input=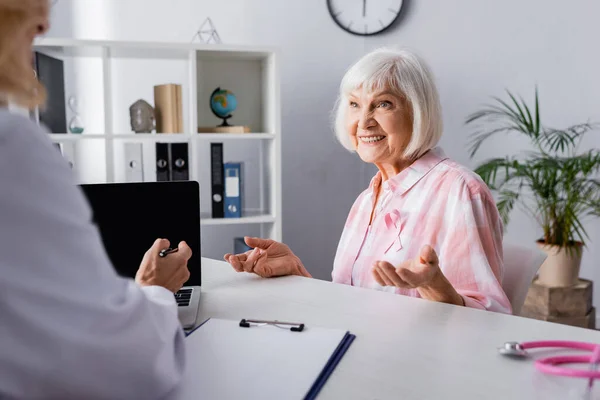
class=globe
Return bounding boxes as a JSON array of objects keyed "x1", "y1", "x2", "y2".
[{"x1": 210, "y1": 88, "x2": 237, "y2": 126}]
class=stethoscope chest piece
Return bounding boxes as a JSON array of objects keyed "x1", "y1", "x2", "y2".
[{"x1": 498, "y1": 341, "x2": 529, "y2": 358}]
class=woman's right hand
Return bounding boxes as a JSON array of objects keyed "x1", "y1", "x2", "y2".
[{"x1": 224, "y1": 237, "x2": 311, "y2": 278}]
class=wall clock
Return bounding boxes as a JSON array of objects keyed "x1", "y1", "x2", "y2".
[{"x1": 327, "y1": 0, "x2": 404, "y2": 36}]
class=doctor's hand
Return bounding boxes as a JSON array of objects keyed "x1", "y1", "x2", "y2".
[
  {"x1": 372, "y1": 245, "x2": 465, "y2": 306},
  {"x1": 135, "y1": 238, "x2": 193, "y2": 293},
  {"x1": 224, "y1": 236, "x2": 312, "y2": 278}
]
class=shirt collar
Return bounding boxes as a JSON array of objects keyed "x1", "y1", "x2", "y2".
[{"x1": 368, "y1": 147, "x2": 449, "y2": 195}]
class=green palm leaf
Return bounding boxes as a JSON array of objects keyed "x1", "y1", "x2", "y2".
[{"x1": 467, "y1": 86, "x2": 600, "y2": 249}]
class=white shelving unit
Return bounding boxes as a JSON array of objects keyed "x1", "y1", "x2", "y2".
[{"x1": 33, "y1": 38, "x2": 282, "y2": 256}]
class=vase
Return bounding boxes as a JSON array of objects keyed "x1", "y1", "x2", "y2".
[{"x1": 536, "y1": 241, "x2": 582, "y2": 287}]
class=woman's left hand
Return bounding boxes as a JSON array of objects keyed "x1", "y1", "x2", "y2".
[{"x1": 373, "y1": 245, "x2": 441, "y2": 289}]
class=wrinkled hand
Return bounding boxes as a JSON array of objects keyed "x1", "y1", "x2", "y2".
[
  {"x1": 224, "y1": 237, "x2": 311, "y2": 278},
  {"x1": 373, "y1": 245, "x2": 441, "y2": 289},
  {"x1": 135, "y1": 238, "x2": 193, "y2": 293}
]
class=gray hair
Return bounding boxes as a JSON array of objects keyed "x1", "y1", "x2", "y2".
[{"x1": 333, "y1": 47, "x2": 443, "y2": 160}]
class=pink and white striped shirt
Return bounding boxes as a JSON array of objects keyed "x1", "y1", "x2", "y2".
[{"x1": 332, "y1": 147, "x2": 512, "y2": 314}]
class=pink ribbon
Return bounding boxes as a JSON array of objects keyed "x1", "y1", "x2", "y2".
[{"x1": 384, "y1": 210, "x2": 403, "y2": 253}]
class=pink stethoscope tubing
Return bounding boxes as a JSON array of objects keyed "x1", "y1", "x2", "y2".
[{"x1": 521, "y1": 341, "x2": 600, "y2": 379}]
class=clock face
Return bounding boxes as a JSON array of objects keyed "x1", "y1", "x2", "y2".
[{"x1": 327, "y1": 0, "x2": 404, "y2": 36}]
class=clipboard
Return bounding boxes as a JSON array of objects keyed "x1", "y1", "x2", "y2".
[{"x1": 176, "y1": 318, "x2": 355, "y2": 400}]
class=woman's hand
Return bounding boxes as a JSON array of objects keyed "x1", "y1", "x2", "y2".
[
  {"x1": 372, "y1": 245, "x2": 464, "y2": 306},
  {"x1": 373, "y1": 245, "x2": 440, "y2": 289},
  {"x1": 224, "y1": 237, "x2": 312, "y2": 278}
]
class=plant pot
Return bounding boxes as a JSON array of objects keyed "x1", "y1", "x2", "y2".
[{"x1": 536, "y1": 241, "x2": 583, "y2": 287}]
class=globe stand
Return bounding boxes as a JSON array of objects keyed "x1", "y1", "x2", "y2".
[{"x1": 218, "y1": 115, "x2": 232, "y2": 127}]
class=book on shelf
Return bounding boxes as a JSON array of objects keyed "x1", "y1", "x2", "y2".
[{"x1": 154, "y1": 84, "x2": 183, "y2": 133}]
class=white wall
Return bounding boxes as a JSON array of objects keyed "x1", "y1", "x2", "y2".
[{"x1": 48, "y1": 0, "x2": 600, "y2": 307}]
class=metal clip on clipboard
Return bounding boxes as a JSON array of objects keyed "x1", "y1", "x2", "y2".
[{"x1": 239, "y1": 318, "x2": 305, "y2": 332}]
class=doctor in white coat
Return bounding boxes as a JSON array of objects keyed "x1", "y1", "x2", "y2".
[{"x1": 0, "y1": 1, "x2": 192, "y2": 398}]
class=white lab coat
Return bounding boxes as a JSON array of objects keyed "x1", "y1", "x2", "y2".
[{"x1": 0, "y1": 109, "x2": 185, "y2": 399}]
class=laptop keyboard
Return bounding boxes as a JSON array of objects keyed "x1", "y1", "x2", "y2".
[{"x1": 175, "y1": 288, "x2": 192, "y2": 307}]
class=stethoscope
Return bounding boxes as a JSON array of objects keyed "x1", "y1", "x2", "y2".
[{"x1": 499, "y1": 341, "x2": 600, "y2": 381}]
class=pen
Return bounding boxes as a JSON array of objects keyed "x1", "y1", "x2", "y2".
[{"x1": 159, "y1": 247, "x2": 179, "y2": 257}]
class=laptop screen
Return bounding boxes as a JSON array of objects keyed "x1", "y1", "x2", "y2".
[{"x1": 79, "y1": 181, "x2": 201, "y2": 287}]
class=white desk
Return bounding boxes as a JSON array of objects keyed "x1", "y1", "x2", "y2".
[{"x1": 194, "y1": 258, "x2": 600, "y2": 399}]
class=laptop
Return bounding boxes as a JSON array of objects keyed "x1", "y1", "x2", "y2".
[{"x1": 79, "y1": 181, "x2": 201, "y2": 329}]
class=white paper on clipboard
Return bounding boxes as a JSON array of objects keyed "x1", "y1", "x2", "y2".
[{"x1": 173, "y1": 318, "x2": 353, "y2": 400}]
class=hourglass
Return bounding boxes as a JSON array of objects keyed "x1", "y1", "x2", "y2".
[{"x1": 68, "y1": 96, "x2": 84, "y2": 134}]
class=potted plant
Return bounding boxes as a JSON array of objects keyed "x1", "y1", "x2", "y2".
[{"x1": 466, "y1": 87, "x2": 600, "y2": 287}]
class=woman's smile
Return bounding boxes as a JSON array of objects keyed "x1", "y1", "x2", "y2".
[{"x1": 359, "y1": 135, "x2": 386, "y2": 145}]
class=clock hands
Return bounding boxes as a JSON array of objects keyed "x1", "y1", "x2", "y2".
[{"x1": 328, "y1": 0, "x2": 403, "y2": 35}]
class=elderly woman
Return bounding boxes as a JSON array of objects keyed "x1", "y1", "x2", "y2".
[{"x1": 225, "y1": 48, "x2": 512, "y2": 314}]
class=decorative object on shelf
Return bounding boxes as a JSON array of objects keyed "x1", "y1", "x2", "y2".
[
  {"x1": 67, "y1": 96, "x2": 84, "y2": 134},
  {"x1": 327, "y1": 0, "x2": 404, "y2": 36},
  {"x1": 466, "y1": 87, "x2": 600, "y2": 288},
  {"x1": 154, "y1": 84, "x2": 183, "y2": 133},
  {"x1": 521, "y1": 279, "x2": 595, "y2": 329},
  {"x1": 129, "y1": 99, "x2": 155, "y2": 133},
  {"x1": 198, "y1": 87, "x2": 250, "y2": 134},
  {"x1": 210, "y1": 87, "x2": 236, "y2": 126},
  {"x1": 191, "y1": 17, "x2": 222, "y2": 44}
]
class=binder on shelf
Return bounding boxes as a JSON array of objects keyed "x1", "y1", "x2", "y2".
[
  {"x1": 155, "y1": 142, "x2": 189, "y2": 182},
  {"x1": 33, "y1": 52, "x2": 67, "y2": 133},
  {"x1": 155, "y1": 142, "x2": 170, "y2": 181},
  {"x1": 179, "y1": 318, "x2": 355, "y2": 400},
  {"x1": 170, "y1": 143, "x2": 189, "y2": 181},
  {"x1": 210, "y1": 143, "x2": 224, "y2": 218},
  {"x1": 223, "y1": 162, "x2": 243, "y2": 218},
  {"x1": 124, "y1": 143, "x2": 144, "y2": 182},
  {"x1": 56, "y1": 142, "x2": 76, "y2": 170},
  {"x1": 154, "y1": 83, "x2": 183, "y2": 133}
]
